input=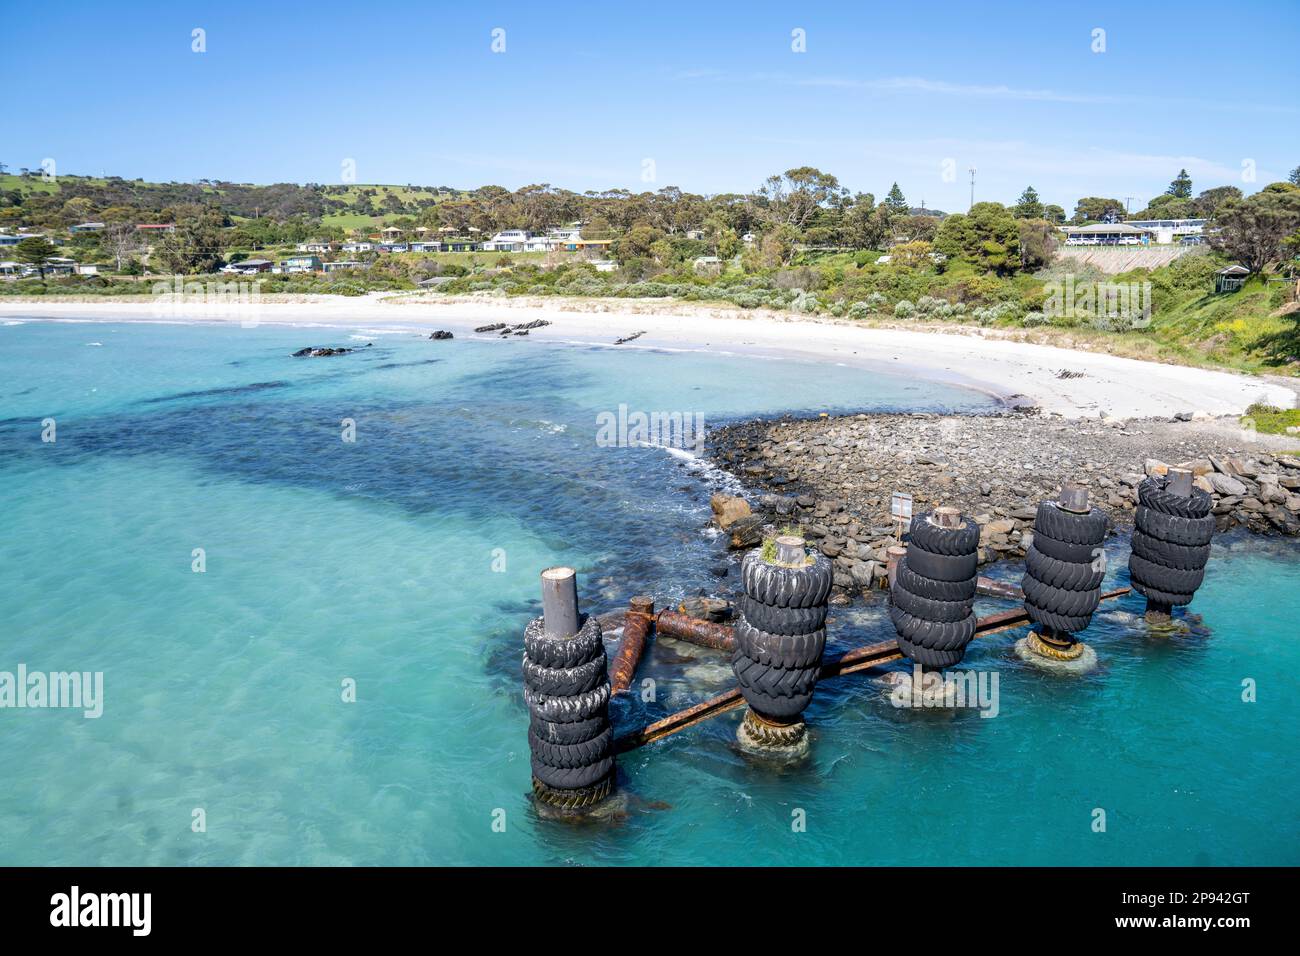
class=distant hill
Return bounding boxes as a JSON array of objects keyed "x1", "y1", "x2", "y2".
[{"x1": 0, "y1": 172, "x2": 461, "y2": 229}]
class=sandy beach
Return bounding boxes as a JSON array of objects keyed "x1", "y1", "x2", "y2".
[{"x1": 3, "y1": 292, "x2": 1294, "y2": 419}]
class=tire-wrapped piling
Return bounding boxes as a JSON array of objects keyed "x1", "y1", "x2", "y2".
[
  {"x1": 1020, "y1": 485, "x2": 1108, "y2": 657},
  {"x1": 1129, "y1": 469, "x2": 1214, "y2": 620},
  {"x1": 889, "y1": 507, "x2": 979, "y2": 667},
  {"x1": 732, "y1": 536, "x2": 830, "y2": 749},
  {"x1": 524, "y1": 568, "x2": 615, "y2": 811}
]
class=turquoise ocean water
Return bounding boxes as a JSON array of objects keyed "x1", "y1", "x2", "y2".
[{"x1": 0, "y1": 318, "x2": 1296, "y2": 866}]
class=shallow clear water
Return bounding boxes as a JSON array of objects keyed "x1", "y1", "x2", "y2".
[{"x1": 0, "y1": 319, "x2": 1296, "y2": 866}]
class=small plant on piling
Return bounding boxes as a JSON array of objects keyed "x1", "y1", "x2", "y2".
[{"x1": 760, "y1": 526, "x2": 812, "y2": 565}]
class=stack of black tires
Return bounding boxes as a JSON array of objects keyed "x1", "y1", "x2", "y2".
[
  {"x1": 522, "y1": 615, "x2": 615, "y2": 808},
  {"x1": 1022, "y1": 500, "x2": 1108, "y2": 634},
  {"x1": 890, "y1": 511, "x2": 980, "y2": 667},
  {"x1": 1129, "y1": 476, "x2": 1213, "y2": 608},
  {"x1": 733, "y1": 548, "x2": 833, "y2": 721}
]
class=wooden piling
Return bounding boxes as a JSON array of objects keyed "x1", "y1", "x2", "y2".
[
  {"x1": 1167, "y1": 468, "x2": 1193, "y2": 498},
  {"x1": 540, "y1": 566, "x2": 580, "y2": 639},
  {"x1": 610, "y1": 596, "x2": 654, "y2": 694},
  {"x1": 931, "y1": 506, "x2": 961, "y2": 528},
  {"x1": 1058, "y1": 483, "x2": 1089, "y2": 514},
  {"x1": 886, "y1": 546, "x2": 907, "y2": 589},
  {"x1": 775, "y1": 535, "x2": 806, "y2": 565}
]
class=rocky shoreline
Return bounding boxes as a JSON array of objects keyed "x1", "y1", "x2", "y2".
[{"x1": 704, "y1": 411, "x2": 1300, "y2": 597}]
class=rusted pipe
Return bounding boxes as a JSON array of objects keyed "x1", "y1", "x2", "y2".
[
  {"x1": 976, "y1": 575, "x2": 1024, "y2": 601},
  {"x1": 609, "y1": 596, "x2": 654, "y2": 694},
  {"x1": 653, "y1": 609, "x2": 736, "y2": 651},
  {"x1": 614, "y1": 588, "x2": 1130, "y2": 752}
]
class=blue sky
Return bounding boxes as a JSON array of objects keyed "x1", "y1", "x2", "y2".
[{"x1": 4, "y1": 0, "x2": 1297, "y2": 211}]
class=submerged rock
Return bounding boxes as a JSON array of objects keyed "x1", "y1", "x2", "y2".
[{"x1": 292, "y1": 346, "x2": 354, "y2": 357}]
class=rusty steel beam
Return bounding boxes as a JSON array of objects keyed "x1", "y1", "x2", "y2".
[
  {"x1": 652, "y1": 609, "x2": 736, "y2": 651},
  {"x1": 613, "y1": 587, "x2": 1130, "y2": 752},
  {"x1": 976, "y1": 575, "x2": 1024, "y2": 601},
  {"x1": 609, "y1": 596, "x2": 654, "y2": 695}
]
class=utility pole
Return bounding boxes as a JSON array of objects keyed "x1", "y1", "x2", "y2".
[
  {"x1": 1124, "y1": 196, "x2": 1135, "y2": 217},
  {"x1": 968, "y1": 168, "x2": 976, "y2": 211}
]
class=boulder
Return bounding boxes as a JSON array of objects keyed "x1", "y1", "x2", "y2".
[
  {"x1": 727, "y1": 514, "x2": 765, "y2": 549},
  {"x1": 709, "y1": 493, "x2": 751, "y2": 530},
  {"x1": 678, "y1": 596, "x2": 731, "y2": 622},
  {"x1": 1144, "y1": 459, "x2": 1169, "y2": 477},
  {"x1": 1207, "y1": 472, "x2": 1248, "y2": 497}
]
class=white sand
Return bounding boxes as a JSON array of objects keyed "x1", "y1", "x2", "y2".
[{"x1": 3, "y1": 292, "x2": 1293, "y2": 419}]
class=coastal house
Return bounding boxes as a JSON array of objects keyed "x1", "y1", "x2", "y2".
[
  {"x1": 0, "y1": 261, "x2": 20, "y2": 275},
  {"x1": 439, "y1": 238, "x2": 480, "y2": 252},
  {"x1": 562, "y1": 238, "x2": 614, "y2": 253},
  {"x1": 377, "y1": 243, "x2": 409, "y2": 253},
  {"x1": 590, "y1": 259, "x2": 618, "y2": 272},
  {"x1": 75, "y1": 264, "x2": 101, "y2": 275},
  {"x1": 296, "y1": 241, "x2": 334, "y2": 253},
  {"x1": 1060, "y1": 223, "x2": 1155, "y2": 246},
  {"x1": 322, "y1": 260, "x2": 367, "y2": 273},
  {"x1": 1215, "y1": 265, "x2": 1250, "y2": 294},
  {"x1": 135, "y1": 223, "x2": 176, "y2": 234},
  {"x1": 409, "y1": 241, "x2": 438, "y2": 253},
  {"x1": 69, "y1": 222, "x2": 106, "y2": 234},
  {"x1": 1124, "y1": 218, "x2": 1207, "y2": 244},
  {"x1": 44, "y1": 257, "x2": 77, "y2": 275},
  {"x1": 483, "y1": 229, "x2": 532, "y2": 252},
  {"x1": 0, "y1": 234, "x2": 25, "y2": 246},
  {"x1": 341, "y1": 241, "x2": 374, "y2": 253},
  {"x1": 280, "y1": 255, "x2": 323, "y2": 273}
]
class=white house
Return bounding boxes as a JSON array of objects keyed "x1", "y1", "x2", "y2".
[
  {"x1": 482, "y1": 229, "x2": 532, "y2": 252},
  {"x1": 1123, "y1": 218, "x2": 1207, "y2": 244},
  {"x1": 341, "y1": 241, "x2": 374, "y2": 253},
  {"x1": 296, "y1": 241, "x2": 334, "y2": 253},
  {"x1": 1061, "y1": 223, "x2": 1155, "y2": 246}
]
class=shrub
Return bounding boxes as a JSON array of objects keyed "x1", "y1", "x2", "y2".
[{"x1": 893, "y1": 299, "x2": 916, "y2": 318}]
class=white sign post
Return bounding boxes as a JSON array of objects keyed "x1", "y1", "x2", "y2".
[{"x1": 890, "y1": 492, "x2": 913, "y2": 542}]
